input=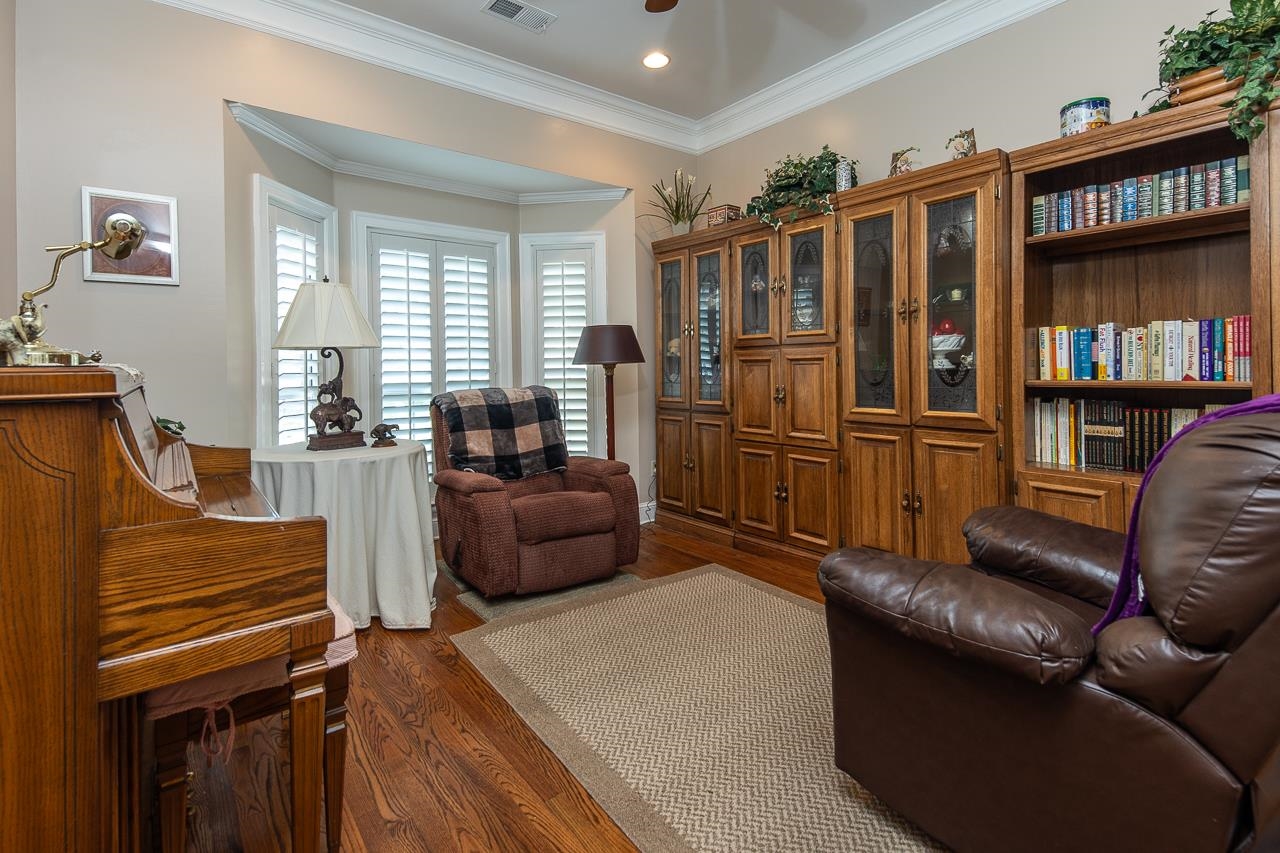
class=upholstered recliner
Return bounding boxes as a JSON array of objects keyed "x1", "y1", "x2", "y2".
[
  {"x1": 430, "y1": 387, "x2": 638, "y2": 597},
  {"x1": 819, "y1": 412, "x2": 1280, "y2": 852}
]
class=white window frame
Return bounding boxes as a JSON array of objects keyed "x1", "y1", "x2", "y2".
[
  {"x1": 351, "y1": 211, "x2": 513, "y2": 430},
  {"x1": 519, "y1": 232, "x2": 607, "y2": 457},
  {"x1": 252, "y1": 174, "x2": 338, "y2": 448}
]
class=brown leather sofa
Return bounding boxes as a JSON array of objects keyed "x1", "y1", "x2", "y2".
[{"x1": 819, "y1": 413, "x2": 1280, "y2": 852}]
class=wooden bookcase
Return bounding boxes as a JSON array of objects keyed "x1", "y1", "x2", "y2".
[{"x1": 1009, "y1": 101, "x2": 1272, "y2": 531}]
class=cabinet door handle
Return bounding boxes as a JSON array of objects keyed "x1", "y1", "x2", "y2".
[
  {"x1": 769, "y1": 276, "x2": 780, "y2": 295},
  {"x1": 684, "y1": 453, "x2": 695, "y2": 470},
  {"x1": 776, "y1": 274, "x2": 787, "y2": 297},
  {"x1": 914, "y1": 493, "x2": 923, "y2": 516},
  {"x1": 897, "y1": 299, "x2": 908, "y2": 323},
  {"x1": 901, "y1": 490, "x2": 911, "y2": 512},
  {"x1": 909, "y1": 297, "x2": 920, "y2": 320},
  {"x1": 780, "y1": 483, "x2": 789, "y2": 503},
  {"x1": 773, "y1": 384, "x2": 786, "y2": 404},
  {"x1": 774, "y1": 481, "x2": 784, "y2": 501}
]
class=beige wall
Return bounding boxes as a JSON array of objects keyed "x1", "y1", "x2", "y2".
[
  {"x1": 14, "y1": 0, "x2": 692, "y2": 487},
  {"x1": 1, "y1": 0, "x2": 15, "y2": 295},
  {"x1": 222, "y1": 114, "x2": 335, "y2": 435},
  {"x1": 697, "y1": 0, "x2": 1213, "y2": 205}
]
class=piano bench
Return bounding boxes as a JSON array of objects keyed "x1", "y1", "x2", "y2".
[{"x1": 148, "y1": 595, "x2": 356, "y2": 853}]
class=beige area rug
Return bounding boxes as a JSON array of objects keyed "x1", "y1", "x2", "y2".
[
  {"x1": 437, "y1": 558, "x2": 642, "y2": 621},
  {"x1": 452, "y1": 564, "x2": 944, "y2": 852}
]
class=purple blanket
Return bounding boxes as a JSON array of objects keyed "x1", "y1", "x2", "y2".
[{"x1": 1093, "y1": 393, "x2": 1280, "y2": 634}]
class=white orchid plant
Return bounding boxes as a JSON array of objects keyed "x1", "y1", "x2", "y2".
[{"x1": 647, "y1": 168, "x2": 712, "y2": 226}]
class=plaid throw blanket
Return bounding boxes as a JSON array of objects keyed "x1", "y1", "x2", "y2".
[{"x1": 432, "y1": 386, "x2": 568, "y2": 480}]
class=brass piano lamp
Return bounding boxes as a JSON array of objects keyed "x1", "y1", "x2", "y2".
[{"x1": 1, "y1": 212, "x2": 146, "y2": 366}]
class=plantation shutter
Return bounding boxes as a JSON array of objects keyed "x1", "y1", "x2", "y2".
[
  {"x1": 269, "y1": 206, "x2": 323, "y2": 445},
  {"x1": 370, "y1": 232, "x2": 496, "y2": 475},
  {"x1": 534, "y1": 247, "x2": 592, "y2": 455}
]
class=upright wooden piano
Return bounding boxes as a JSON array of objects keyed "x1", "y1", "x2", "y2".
[{"x1": 0, "y1": 365, "x2": 333, "y2": 851}]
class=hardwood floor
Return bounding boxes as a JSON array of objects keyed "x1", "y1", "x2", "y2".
[{"x1": 183, "y1": 525, "x2": 823, "y2": 851}]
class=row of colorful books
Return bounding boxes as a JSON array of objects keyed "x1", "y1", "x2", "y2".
[
  {"x1": 1032, "y1": 398, "x2": 1230, "y2": 473},
  {"x1": 1034, "y1": 316, "x2": 1252, "y2": 383},
  {"x1": 1029, "y1": 155, "x2": 1250, "y2": 235}
]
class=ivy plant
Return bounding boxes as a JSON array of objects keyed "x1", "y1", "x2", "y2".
[
  {"x1": 1152, "y1": 0, "x2": 1280, "y2": 140},
  {"x1": 744, "y1": 146, "x2": 855, "y2": 230}
]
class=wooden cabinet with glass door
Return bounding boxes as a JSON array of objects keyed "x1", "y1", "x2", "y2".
[
  {"x1": 654, "y1": 233, "x2": 734, "y2": 537},
  {"x1": 837, "y1": 151, "x2": 1010, "y2": 560},
  {"x1": 780, "y1": 217, "x2": 837, "y2": 344},
  {"x1": 1008, "y1": 101, "x2": 1271, "y2": 532}
]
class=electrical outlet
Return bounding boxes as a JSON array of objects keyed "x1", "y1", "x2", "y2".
[{"x1": 651, "y1": 459, "x2": 657, "y2": 474}]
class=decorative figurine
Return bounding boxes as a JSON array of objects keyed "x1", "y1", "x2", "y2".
[
  {"x1": 888, "y1": 147, "x2": 920, "y2": 177},
  {"x1": 370, "y1": 422, "x2": 400, "y2": 448},
  {"x1": 947, "y1": 129, "x2": 977, "y2": 159}
]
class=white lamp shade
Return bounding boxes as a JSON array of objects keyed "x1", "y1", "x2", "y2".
[{"x1": 273, "y1": 279, "x2": 380, "y2": 350}]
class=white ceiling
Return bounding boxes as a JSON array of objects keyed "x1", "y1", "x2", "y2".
[
  {"x1": 342, "y1": 0, "x2": 943, "y2": 119},
  {"x1": 232, "y1": 103, "x2": 626, "y2": 202}
]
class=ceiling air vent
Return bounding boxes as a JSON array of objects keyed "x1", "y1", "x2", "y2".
[{"x1": 484, "y1": 0, "x2": 557, "y2": 33}]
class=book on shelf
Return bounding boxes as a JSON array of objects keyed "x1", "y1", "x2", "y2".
[
  {"x1": 1122, "y1": 177, "x2": 1138, "y2": 221},
  {"x1": 1031, "y1": 397, "x2": 1215, "y2": 473},
  {"x1": 1024, "y1": 192, "x2": 1044, "y2": 233},
  {"x1": 1189, "y1": 163, "x2": 1206, "y2": 210},
  {"x1": 1072, "y1": 186, "x2": 1085, "y2": 229},
  {"x1": 1098, "y1": 183, "x2": 1112, "y2": 225},
  {"x1": 1058, "y1": 192, "x2": 1073, "y2": 231},
  {"x1": 1158, "y1": 169, "x2": 1175, "y2": 215},
  {"x1": 1221, "y1": 157, "x2": 1238, "y2": 205},
  {"x1": 1032, "y1": 315, "x2": 1250, "y2": 383},
  {"x1": 1173, "y1": 166, "x2": 1190, "y2": 213},
  {"x1": 1238, "y1": 155, "x2": 1251, "y2": 203},
  {"x1": 1137, "y1": 175, "x2": 1154, "y2": 218},
  {"x1": 1046, "y1": 191, "x2": 1059, "y2": 233},
  {"x1": 1083, "y1": 185, "x2": 1098, "y2": 227},
  {"x1": 1206, "y1": 160, "x2": 1221, "y2": 207}
]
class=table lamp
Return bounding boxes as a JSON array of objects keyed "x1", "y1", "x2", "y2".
[
  {"x1": 273, "y1": 277, "x2": 380, "y2": 451},
  {"x1": 572, "y1": 324, "x2": 645, "y2": 460},
  {"x1": 2, "y1": 212, "x2": 145, "y2": 366}
]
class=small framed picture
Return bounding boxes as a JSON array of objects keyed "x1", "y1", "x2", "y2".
[{"x1": 82, "y1": 187, "x2": 179, "y2": 285}]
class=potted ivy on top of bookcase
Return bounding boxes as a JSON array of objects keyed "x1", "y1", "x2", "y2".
[{"x1": 1154, "y1": 0, "x2": 1280, "y2": 141}]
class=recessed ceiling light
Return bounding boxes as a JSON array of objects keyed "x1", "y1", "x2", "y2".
[{"x1": 643, "y1": 51, "x2": 670, "y2": 70}]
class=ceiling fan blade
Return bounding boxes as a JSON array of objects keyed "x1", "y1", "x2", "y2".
[{"x1": 645, "y1": 0, "x2": 678, "y2": 12}]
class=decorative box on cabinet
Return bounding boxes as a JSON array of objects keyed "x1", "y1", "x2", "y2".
[
  {"x1": 734, "y1": 440, "x2": 840, "y2": 553},
  {"x1": 843, "y1": 424, "x2": 999, "y2": 564},
  {"x1": 837, "y1": 151, "x2": 1010, "y2": 561},
  {"x1": 1008, "y1": 100, "x2": 1271, "y2": 527}
]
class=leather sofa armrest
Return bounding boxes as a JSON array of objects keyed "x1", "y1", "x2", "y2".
[
  {"x1": 819, "y1": 548, "x2": 1095, "y2": 685},
  {"x1": 565, "y1": 456, "x2": 630, "y2": 479},
  {"x1": 962, "y1": 505, "x2": 1125, "y2": 608},
  {"x1": 434, "y1": 468, "x2": 507, "y2": 495},
  {"x1": 1095, "y1": 616, "x2": 1228, "y2": 718}
]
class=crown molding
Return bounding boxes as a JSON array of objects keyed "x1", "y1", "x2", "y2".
[
  {"x1": 175, "y1": 0, "x2": 1062, "y2": 155},
  {"x1": 161, "y1": 0, "x2": 700, "y2": 152},
  {"x1": 518, "y1": 188, "x2": 629, "y2": 205},
  {"x1": 695, "y1": 0, "x2": 1065, "y2": 152},
  {"x1": 230, "y1": 103, "x2": 626, "y2": 206}
]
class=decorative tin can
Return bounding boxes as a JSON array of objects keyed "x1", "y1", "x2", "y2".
[
  {"x1": 836, "y1": 158, "x2": 854, "y2": 192},
  {"x1": 1060, "y1": 97, "x2": 1111, "y2": 137},
  {"x1": 706, "y1": 204, "x2": 741, "y2": 226}
]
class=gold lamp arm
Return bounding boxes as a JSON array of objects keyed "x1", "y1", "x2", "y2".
[{"x1": 22, "y1": 240, "x2": 102, "y2": 302}]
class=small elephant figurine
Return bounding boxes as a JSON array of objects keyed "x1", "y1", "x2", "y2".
[
  {"x1": 370, "y1": 422, "x2": 400, "y2": 448},
  {"x1": 310, "y1": 394, "x2": 363, "y2": 435}
]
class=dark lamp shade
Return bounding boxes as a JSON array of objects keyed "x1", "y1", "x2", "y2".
[{"x1": 573, "y1": 324, "x2": 645, "y2": 366}]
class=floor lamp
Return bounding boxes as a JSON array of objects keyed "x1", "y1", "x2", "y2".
[{"x1": 573, "y1": 325, "x2": 645, "y2": 460}]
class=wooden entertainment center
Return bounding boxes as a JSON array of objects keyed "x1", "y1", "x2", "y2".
[{"x1": 652, "y1": 98, "x2": 1274, "y2": 560}]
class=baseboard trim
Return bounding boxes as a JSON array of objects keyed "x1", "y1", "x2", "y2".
[
  {"x1": 638, "y1": 500, "x2": 656, "y2": 526},
  {"x1": 650, "y1": 511, "x2": 735, "y2": 546}
]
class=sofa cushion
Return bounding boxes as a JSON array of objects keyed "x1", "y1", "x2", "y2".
[{"x1": 511, "y1": 490, "x2": 616, "y2": 545}]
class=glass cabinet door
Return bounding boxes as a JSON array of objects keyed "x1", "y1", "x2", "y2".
[
  {"x1": 732, "y1": 232, "x2": 778, "y2": 345},
  {"x1": 656, "y1": 252, "x2": 688, "y2": 406},
  {"x1": 782, "y1": 219, "x2": 836, "y2": 343},
  {"x1": 911, "y1": 176, "x2": 997, "y2": 429},
  {"x1": 844, "y1": 202, "x2": 908, "y2": 423},
  {"x1": 692, "y1": 246, "x2": 727, "y2": 408}
]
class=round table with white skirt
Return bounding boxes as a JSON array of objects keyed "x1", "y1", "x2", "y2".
[{"x1": 251, "y1": 439, "x2": 436, "y2": 629}]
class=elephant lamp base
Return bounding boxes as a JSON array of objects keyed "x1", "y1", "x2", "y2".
[
  {"x1": 304, "y1": 346, "x2": 368, "y2": 451},
  {"x1": 307, "y1": 429, "x2": 366, "y2": 451}
]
